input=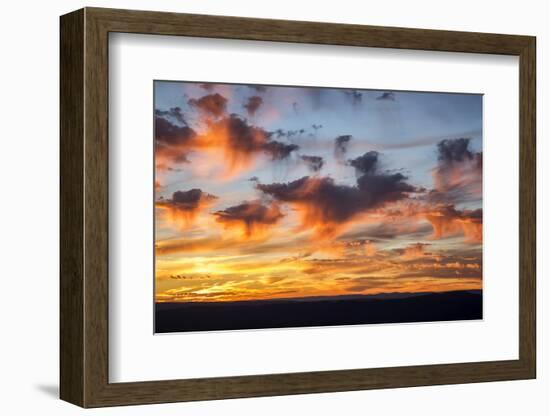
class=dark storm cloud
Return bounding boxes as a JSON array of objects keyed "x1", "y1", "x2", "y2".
[
  {"x1": 220, "y1": 114, "x2": 264, "y2": 152},
  {"x1": 271, "y1": 129, "x2": 286, "y2": 139},
  {"x1": 217, "y1": 115, "x2": 300, "y2": 160},
  {"x1": 437, "y1": 138, "x2": 476, "y2": 162},
  {"x1": 348, "y1": 151, "x2": 379, "y2": 175},
  {"x1": 213, "y1": 200, "x2": 284, "y2": 236},
  {"x1": 249, "y1": 85, "x2": 268, "y2": 93},
  {"x1": 430, "y1": 138, "x2": 482, "y2": 204},
  {"x1": 300, "y1": 155, "x2": 325, "y2": 173},
  {"x1": 356, "y1": 172, "x2": 414, "y2": 198},
  {"x1": 154, "y1": 112, "x2": 197, "y2": 169},
  {"x1": 343, "y1": 89, "x2": 363, "y2": 106},
  {"x1": 155, "y1": 116, "x2": 196, "y2": 148},
  {"x1": 376, "y1": 92, "x2": 396, "y2": 101},
  {"x1": 263, "y1": 141, "x2": 300, "y2": 160},
  {"x1": 159, "y1": 189, "x2": 218, "y2": 212},
  {"x1": 173, "y1": 154, "x2": 190, "y2": 164},
  {"x1": 156, "y1": 188, "x2": 219, "y2": 227},
  {"x1": 243, "y1": 96, "x2": 264, "y2": 116},
  {"x1": 199, "y1": 83, "x2": 215, "y2": 91},
  {"x1": 188, "y1": 93, "x2": 228, "y2": 117},
  {"x1": 256, "y1": 142, "x2": 421, "y2": 236},
  {"x1": 154, "y1": 107, "x2": 186, "y2": 124},
  {"x1": 334, "y1": 135, "x2": 353, "y2": 160},
  {"x1": 437, "y1": 204, "x2": 482, "y2": 222},
  {"x1": 270, "y1": 128, "x2": 306, "y2": 140},
  {"x1": 287, "y1": 129, "x2": 306, "y2": 138},
  {"x1": 257, "y1": 171, "x2": 416, "y2": 229},
  {"x1": 172, "y1": 189, "x2": 208, "y2": 204}
]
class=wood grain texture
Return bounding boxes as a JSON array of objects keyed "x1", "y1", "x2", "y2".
[
  {"x1": 88, "y1": 7, "x2": 532, "y2": 54},
  {"x1": 59, "y1": 7, "x2": 537, "y2": 408},
  {"x1": 59, "y1": 8, "x2": 84, "y2": 407},
  {"x1": 518, "y1": 38, "x2": 536, "y2": 375},
  {"x1": 83, "y1": 10, "x2": 110, "y2": 406}
]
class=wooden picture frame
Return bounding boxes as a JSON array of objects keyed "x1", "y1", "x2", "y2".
[{"x1": 60, "y1": 7, "x2": 536, "y2": 408}]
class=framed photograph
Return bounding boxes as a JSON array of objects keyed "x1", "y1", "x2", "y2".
[{"x1": 60, "y1": 7, "x2": 536, "y2": 408}]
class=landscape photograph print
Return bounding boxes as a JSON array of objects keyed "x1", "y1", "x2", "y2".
[{"x1": 154, "y1": 80, "x2": 483, "y2": 333}]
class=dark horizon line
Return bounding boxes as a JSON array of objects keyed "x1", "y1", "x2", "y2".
[{"x1": 156, "y1": 288, "x2": 482, "y2": 305}]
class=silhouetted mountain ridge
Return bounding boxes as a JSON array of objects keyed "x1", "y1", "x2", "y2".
[{"x1": 155, "y1": 289, "x2": 482, "y2": 333}]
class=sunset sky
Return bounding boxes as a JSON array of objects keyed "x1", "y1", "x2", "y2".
[{"x1": 154, "y1": 81, "x2": 482, "y2": 303}]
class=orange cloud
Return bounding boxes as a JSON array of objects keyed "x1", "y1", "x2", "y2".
[
  {"x1": 156, "y1": 188, "x2": 218, "y2": 229},
  {"x1": 155, "y1": 226, "x2": 482, "y2": 303},
  {"x1": 377, "y1": 201, "x2": 482, "y2": 244},
  {"x1": 401, "y1": 242, "x2": 431, "y2": 259},
  {"x1": 156, "y1": 237, "x2": 225, "y2": 256},
  {"x1": 213, "y1": 200, "x2": 284, "y2": 238},
  {"x1": 326, "y1": 239, "x2": 378, "y2": 258},
  {"x1": 423, "y1": 205, "x2": 482, "y2": 243},
  {"x1": 156, "y1": 108, "x2": 299, "y2": 179}
]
